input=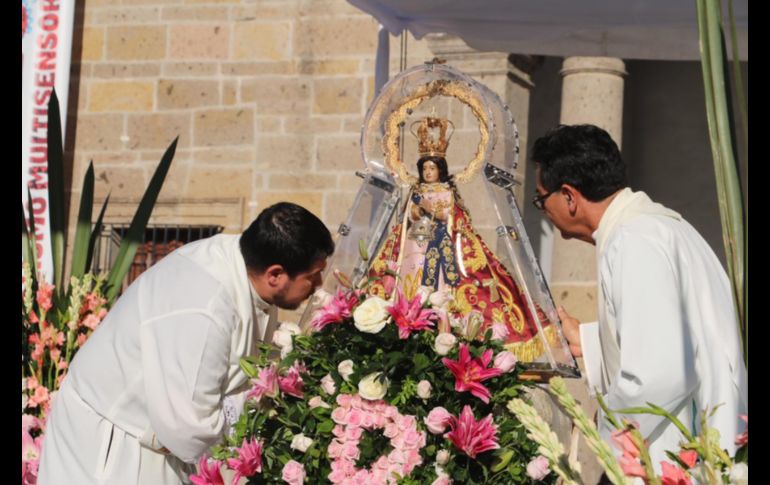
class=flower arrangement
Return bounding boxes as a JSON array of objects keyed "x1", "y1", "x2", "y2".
[
  {"x1": 194, "y1": 264, "x2": 550, "y2": 484},
  {"x1": 508, "y1": 377, "x2": 749, "y2": 485}
]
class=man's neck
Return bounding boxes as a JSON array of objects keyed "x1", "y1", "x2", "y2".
[
  {"x1": 584, "y1": 189, "x2": 625, "y2": 241},
  {"x1": 247, "y1": 271, "x2": 274, "y2": 308}
]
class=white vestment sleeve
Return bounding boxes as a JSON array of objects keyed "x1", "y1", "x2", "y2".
[
  {"x1": 578, "y1": 321, "x2": 603, "y2": 396},
  {"x1": 606, "y1": 233, "x2": 698, "y2": 439},
  {"x1": 140, "y1": 310, "x2": 230, "y2": 463}
]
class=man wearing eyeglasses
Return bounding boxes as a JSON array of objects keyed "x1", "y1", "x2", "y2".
[{"x1": 530, "y1": 124, "x2": 747, "y2": 474}]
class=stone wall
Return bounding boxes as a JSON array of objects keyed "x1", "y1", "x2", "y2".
[{"x1": 67, "y1": 0, "x2": 439, "y2": 240}]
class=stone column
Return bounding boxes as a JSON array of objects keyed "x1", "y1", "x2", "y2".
[
  {"x1": 551, "y1": 56, "x2": 626, "y2": 322},
  {"x1": 553, "y1": 56, "x2": 627, "y2": 484}
]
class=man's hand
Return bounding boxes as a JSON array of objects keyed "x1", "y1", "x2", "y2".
[{"x1": 557, "y1": 306, "x2": 583, "y2": 357}]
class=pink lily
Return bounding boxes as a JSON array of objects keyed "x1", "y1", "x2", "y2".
[
  {"x1": 190, "y1": 455, "x2": 225, "y2": 485},
  {"x1": 310, "y1": 290, "x2": 359, "y2": 331},
  {"x1": 445, "y1": 405, "x2": 499, "y2": 458},
  {"x1": 246, "y1": 365, "x2": 279, "y2": 401},
  {"x1": 279, "y1": 366, "x2": 305, "y2": 399},
  {"x1": 387, "y1": 287, "x2": 438, "y2": 339},
  {"x1": 442, "y1": 344, "x2": 502, "y2": 403},
  {"x1": 226, "y1": 437, "x2": 263, "y2": 484}
]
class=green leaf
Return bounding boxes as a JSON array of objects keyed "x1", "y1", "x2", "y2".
[
  {"x1": 105, "y1": 137, "x2": 178, "y2": 303},
  {"x1": 491, "y1": 449, "x2": 514, "y2": 472},
  {"x1": 70, "y1": 162, "x2": 95, "y2": 280},
  {"x1": 86, "y1": 193, "x2": 110, "y2": 274},
  {"x1": 24, "y1": 188, "x2": 40, "y2": 279},
  {"x1": 412, "y1": 353, "x2": 430, "y2": 374},
  {"x1": 46, "y1": 89, "x2": 65, "y2": 291},
  {"x1": 317, "y1": 420, "x2": 334, "y2": 433}
]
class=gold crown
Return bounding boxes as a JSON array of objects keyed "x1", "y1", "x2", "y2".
[{"x1": 410, "y1": 116, "x2": 454, "y2": 158}]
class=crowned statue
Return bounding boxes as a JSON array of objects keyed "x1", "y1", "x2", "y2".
[{"x1": 367, "y1": 115, "x2": 554, "y2": 362}]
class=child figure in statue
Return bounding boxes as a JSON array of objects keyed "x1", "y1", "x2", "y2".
[{"x1": 368, "y1": 117, "x2": 554, "y2": 362}]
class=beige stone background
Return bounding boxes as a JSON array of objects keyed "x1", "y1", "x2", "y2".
[{"x1": 66, "y1": 0, "x2": 430, "y2": 237}]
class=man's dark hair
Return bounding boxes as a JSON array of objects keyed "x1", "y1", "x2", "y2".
[
  {"x1": 531, "y1": 124, "x2": 627, "y2": 202},
  {"x1": 240, "y1": 202, "x2": 334, "y2": 277}
]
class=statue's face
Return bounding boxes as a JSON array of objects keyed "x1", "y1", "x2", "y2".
[{"x1": 422, "y1": 161, "x2": 440, "y2": 183}]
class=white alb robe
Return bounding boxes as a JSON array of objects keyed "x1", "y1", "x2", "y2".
[
  {"x1": 582, "y1": 188, "x2": 747, "y2": 473},
  {"x1": 38, "y1": 234, "x2": 277, "y2": 484}
]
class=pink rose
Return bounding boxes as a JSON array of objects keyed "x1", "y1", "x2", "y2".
[
  {"x1": 361, "y1": 412, "x2": 375, "y2": 428},
  {"x1": 494, "y1": 351, "x2": 518, "y2": 373},
  {"x1": 331, "y1": 407, "x2": 348, "y2": 425},
  {"x1": 432, "y1": 476, "x2": 451, "y2": 485},
  {"x1": 526, "y1": 455, "x2": 551, "y2": 481},
  {"x1": 345, "y1": 426, "x2": 363, "y2": 441},
  {"x1": 282, "y1": 460, "x2": 306, "y2": 485},
  {"x1": 327, "y1": 439, "x2": 344, "y2": 459},
  {"x1": 347, "y1": 409, "x2": 363, "y2": 427},
  {"x1": 342, "y1": 441, "x2": 360, "y2": 461},
  {"x1": 383, "y1": 423, "x2": 400, "y2": 438},
  {"x1": 424, "y1": 407, "x2": 452, "y2": 434},
  {"x1": 336, "y1": 393, "x2": 353, "y2": 408}
]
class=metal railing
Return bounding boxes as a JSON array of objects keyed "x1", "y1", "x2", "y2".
[{"x1": 92, "y1": 224, "x2": 224, "y2": 288}]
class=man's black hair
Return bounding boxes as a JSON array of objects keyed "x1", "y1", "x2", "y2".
[
  {"x1": 240, "y1": 202, "x2": 334, "y2": 277},
  {"x1": 532, "y1": 124, "x2": 627, "y2": 202}
]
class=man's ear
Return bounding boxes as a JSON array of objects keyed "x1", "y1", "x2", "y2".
[
  {"x1": 561, "y1": 184, "x2": 580, "y2": 214},
  {"x1": 264, "y1": 264, "x2": 289, "y2": 287}
]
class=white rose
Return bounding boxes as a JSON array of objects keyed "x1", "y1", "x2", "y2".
[
  {"x1": 308, "y1": 396, "x2": 331, "y2": 409},
  {"x1": 290, "y1": 433, "x2": 314, "y2": 453},
  {"x1": 353, "y1": 297, "x2": 390, "y2": 334},
  {"x1": 337, "y1": 360, "x2": 355, "y2": 382},
  {"x1": 729, "y1": 463, "x2": 748, "y2": 485},
  {"x1": 273, "y1": 322, "x2": 300, "y2": 346},
  {"x1": 428, "y1": 289, "x2": 453, "y2": 309},
  {"x1": 358, "y1": 372, "x2": 389, "y2": 401},
  {"x1": 321, "y1": 374, "x2": 337, "y2": 395},
  {"x1": 490, "y1": 322, "x2": 510, "y2": 341},
  {"x1": 312, "y1": 289, "x2": 334, "y2": 308},
  {"x1": 434, "y1": 333, "x2": 457, "y2": 356},
  {"x1": 417, "y1": 380, "x2": 432, "y2": 400},
  {"x1": 436, "y1": 449, "x2": 450, "y2": 466},
  {"x1": 272, "y1": 322, "x2": 301, "y2": 358}
]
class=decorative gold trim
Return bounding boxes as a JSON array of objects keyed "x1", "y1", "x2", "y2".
[
  {"x1": 504, "y1": 324, "x2": 561, "y2": 363},
  {"x1": 382, "y1": 80, "x2": 490, "y2": 186}
]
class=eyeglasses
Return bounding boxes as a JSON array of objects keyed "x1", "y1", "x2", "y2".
[{"x1": 532, "y1": 190, "x2": 557, "y2": 210}]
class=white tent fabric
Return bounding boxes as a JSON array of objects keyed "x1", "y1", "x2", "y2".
[{"x1": 348, "y1": 0, "x2": 747, "y2": 61}]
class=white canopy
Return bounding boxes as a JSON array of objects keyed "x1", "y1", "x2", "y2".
[{"x1": 348, "y1": 0, "x2": 748, "y2": 61}]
